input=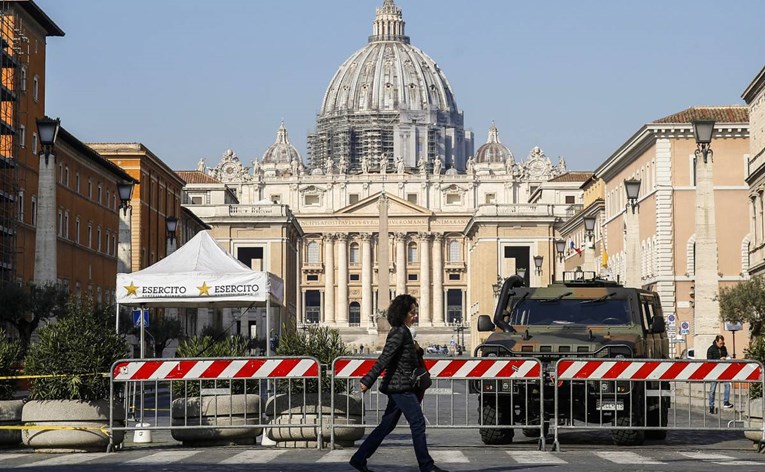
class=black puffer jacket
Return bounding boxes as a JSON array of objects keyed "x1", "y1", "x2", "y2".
[{"x1": 360, "y1": 326, "x2": 419, "y2": 394}]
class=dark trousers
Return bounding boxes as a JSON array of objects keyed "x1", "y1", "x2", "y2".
[{"x1": 352, "y1": 391, "x2": 434, "y2": 472}]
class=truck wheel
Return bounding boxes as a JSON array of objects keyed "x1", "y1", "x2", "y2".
[
  {"x1": 645, "y1": 402, "x2": 669, "y2": 440},
  {"x1": 611, "y1": 414, "x2": 645, "y2": 446},
  {"x1": 479, "y1": 403, "x2": 514, "y2": 445}
]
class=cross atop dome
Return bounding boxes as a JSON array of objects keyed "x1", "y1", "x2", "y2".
[
  {"x1": 370, "y1": 0, "x2": 409, "y2": 44},
  {"x1": 488, "y1": 121, "x2": 501, "y2": 143}
]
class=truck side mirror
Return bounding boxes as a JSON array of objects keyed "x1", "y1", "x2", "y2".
[
  {"x1": 477, "y1": 315, "x2": 495, "y2": 332},
  {"x1": 650, "y1": 316, "x2": 666, "y2": 334}
]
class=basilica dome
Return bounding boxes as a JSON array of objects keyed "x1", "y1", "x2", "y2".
[
  {"x1": 320, "y1": 1, "x2": 458, "y2": 116},
  {"x1": 475, "y1": 123, "x2": 513, "y2": 164},
  {"x1": 261, "y1": 121, "x2": 301, "y2": 164}
]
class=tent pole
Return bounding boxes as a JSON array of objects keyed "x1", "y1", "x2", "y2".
[
  {"x1": 266, "y1": 295, "x2": 271, "y2": 357},
  {"x1": 115, "y1": 303, "x2": 120, "y2": 334}
]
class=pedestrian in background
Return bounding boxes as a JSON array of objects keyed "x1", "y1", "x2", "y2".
[
  {"x1": 349, "y1": 294, "x2": 447, "y2": 472},
  {"x1": 707, "y1": 334, "x2": 733, "y2": 413}
]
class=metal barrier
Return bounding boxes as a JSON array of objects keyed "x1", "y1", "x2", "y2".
[
  {"x1": 552, "y1": 358, "x2": 765, "y2": 451},
  {"x1": 109, "y1": 356, "x2": 321, "y2": 451},
  {"x1": 330, "y1": 356, "x2": 545, "y2": 449}
]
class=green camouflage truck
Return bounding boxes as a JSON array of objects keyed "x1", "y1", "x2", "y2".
[{"x1": 474, "y1": 273, "x2": 669, "y2": 446}]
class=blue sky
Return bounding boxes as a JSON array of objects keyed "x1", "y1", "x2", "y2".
[{"x1": 37, "y1": 0, "x2": 764, "y2": 172}]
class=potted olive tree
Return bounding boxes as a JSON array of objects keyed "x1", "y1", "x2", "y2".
[
  {"x1": 266, "y1": 325, "x2": 363, "y2": 448},
  {"x1": 0, "y1": 330, "x2": 21, "y2": 446},
  {"x1": 21, "y1": 299, "x2": 127, "y2": 452},
  {"x1": 170, "y1": 335, "x2": 262, "y2": 446}
]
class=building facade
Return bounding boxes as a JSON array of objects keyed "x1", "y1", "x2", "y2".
[
  {"x1": 179, "y1": 1, "x2": 588, "y2": 351},
  {"x1": 594, "y1": 106, "x2": 750, "y2": 356},
  {"x1": 744, "y1": 66, "x2": 765, "y2": 277}
]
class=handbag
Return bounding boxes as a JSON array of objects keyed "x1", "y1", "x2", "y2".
[{"x1": 411, "y1": 365, "x2": 432, "y2": 391}]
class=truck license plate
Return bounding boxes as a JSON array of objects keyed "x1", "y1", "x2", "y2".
[{"x1": 596, "y1": 400, "x2": 624, "y2": 411}]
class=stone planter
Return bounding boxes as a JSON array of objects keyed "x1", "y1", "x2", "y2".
[
  {"x1": 0, "y1": 400, "x2": 23, "y2": 447},
  {"x1": 21, "y1": 399, "x2": 125, "y2": 452},
  {"x1": 744, "y1": 398, "x2": 764, "y2": 447},
  {"x1": 265, "y1": 392, "x2": 364, "y2": 448},
  {"x1": 171, "y1": 394, "x2": 262, "y2": 446}
]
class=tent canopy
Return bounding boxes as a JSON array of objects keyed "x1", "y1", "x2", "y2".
[{"x1": 116, "y1": 231, "x2": 283, "y2": 308}]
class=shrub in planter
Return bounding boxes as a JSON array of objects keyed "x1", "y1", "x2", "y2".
[
  {"x1": 171, "y1": 335, "x2": 261, "y2": 446},
  {"x1": 0, "y1": 330, "x2": 22, "y2": 446},
  {"x1": 22, "y1": 299, "x2": 128, "y2": 451},
  {"x1": 266, "y1": 325, "x2": 363, "y2": 448}
]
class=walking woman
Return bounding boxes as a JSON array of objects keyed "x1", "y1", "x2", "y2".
[{"x1": 349, "y1": 294, "x2": 448, "y2": 472}]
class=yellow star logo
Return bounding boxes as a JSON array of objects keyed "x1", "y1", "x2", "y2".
[
  {"x1": 197, "y1": 282, "x2": 210, "y2": 296},
  {"x1": 124, "y1": 282, "x2": 139, "y2": 296}
]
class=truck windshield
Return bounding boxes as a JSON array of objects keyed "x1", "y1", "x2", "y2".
[{"x1": 508, "y1": 299, "x2": 632, "y2": 326}]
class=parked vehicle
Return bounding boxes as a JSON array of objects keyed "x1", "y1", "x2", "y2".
[{"x1": 474, "y1": 272, "x2": 670, "y2": 446}]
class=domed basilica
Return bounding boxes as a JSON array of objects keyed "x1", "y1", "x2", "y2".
[{"x1": 182, "y1": 0, "x2": 586, "y2": 351}]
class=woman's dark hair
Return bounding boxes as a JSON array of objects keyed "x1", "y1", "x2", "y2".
[{"x1": 387, "y1": 294, "x2": 417, "y2": 327}]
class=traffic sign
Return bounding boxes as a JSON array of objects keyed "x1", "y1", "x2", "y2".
[
  {"x1": 667, "y1": 314, "x2": 676, "y2": 327},
  {"x1": 725, "y1": 322, "x2": 743, "y2": 332},
  {"x1": 450, "y1": 339, "x2": 456, "y2": 346},
  {"x1": 132, "y1": 308, "x2": 149, "y2": 328}
]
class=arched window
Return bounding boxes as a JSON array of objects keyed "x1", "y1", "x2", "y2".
[
  {"x1": 307, "y1": 241, "x2": 319, "y2": 263},
  {"x1": 349, "y1": 242, "x2": 360, "y2": 265},
  {"x1": 407, "y1": 242, "x2": 418, "y2": 264},
  {"x1": 448, "y1": 240, "x2": 461, "y2": 262},
  {"x1": 349, "y1": 302, "x2": 361, "y2": 326}
]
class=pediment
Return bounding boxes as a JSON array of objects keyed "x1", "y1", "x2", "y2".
[{"x1": 336, "y1": 192, "x2": 431, "y2": 216}]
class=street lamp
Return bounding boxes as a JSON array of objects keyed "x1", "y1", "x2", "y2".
[
  {"x1": 555, "y1": 239, "x2": 566, "y2": 263},
  {"x1": 533, "y1": 255, "x2": 544, "y2": 275},
  {"x1": 36, "y1": 117, "x2": 60, "y2": 164},
  {"x1": 692, "y1": 120, "x2": 715, "y2": 163},
  {"x1": 165, "y1": 216, "x2": 178, "y2": 244},
  {"x1": 492, "y1": 275, "x2": 504, "y2": 298},
  {"x1": 583, "y1": 215, "x2": 596, "y2": 242},
  {"x1": 117, "y1": 181, "x2": 135, "y2": 216},
  {"x1": 624, "y1": 178, "x2": 641, "y2": 213},
  {"x1": 516, "y1": 267, "x2": 527, "y2": 281}
]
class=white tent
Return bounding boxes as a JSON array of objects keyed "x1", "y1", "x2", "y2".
[
  {"x1": 116, "y1": 230, "x2": 283, "y2": 308},
  {"x1": 116, "y1": 230, "x2": 284, "y2": 356}
]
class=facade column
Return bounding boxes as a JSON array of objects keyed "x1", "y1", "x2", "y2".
[
  {"x1": 360, "y1": 233, "x2": 373, "y2": 328},
  {"x1": 624, "y1": 206, "x2": 641, "y2": 288},
  {"x1": 34, "y1": 152, "x2": 57, "y2": 284},
  {"x1": 418, "y1": 232, "x2": 432, "y2": 326},
  {"x1": 432, "y1": 233, "x2": 444, "y2": 326},
  {"x1": 395, "y1": 233, "x2": 407, "y2": 295},
  {"x1": 296, "y1": 237, "x2": 303, "y2": 324},
  {"x1": 336, "y1": 234, "x2": 349, "y2": 325},
  {"x1": 323, "y1": 234, "x2": 335, "y2": 325},
  {"x1": 117, "y1": 208, "x2": 132, "y2": 274},
  {"x1": 694, "y1": 148, "x2": 720, "y2": 351}
]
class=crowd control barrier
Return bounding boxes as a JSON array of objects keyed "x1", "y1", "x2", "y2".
[
  {"x1": 330, "y1": 356, "x2": 546, "y2": 449},
  {"x1": 552, "y1": 358, "x2": 765, "y2": 451},
  {"x1": 109, "y1": 356, "x2": 321, "y2": 451}
]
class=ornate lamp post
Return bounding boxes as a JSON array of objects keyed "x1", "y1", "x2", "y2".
[
  {"x1": 533, "y1": 255, "x2": 544, "y2": 276},
  {"x1": 554, "y1": 239, "x2": 566, "y2": 281},
  {"x1": 692, "y1": 119, "x2": 719, "y2": 350},
  {"x1": 583, "y1": 215, "x2": 597, "y2": 274},
  {"x1": 624, "y1": 178, "x2": 641, "y2": 287},
  {"x1": 33, "y1": 117, "x2": 61, "y2": 284},
  {"x1": 165, "y1": 216, "x2": 178, "y2": 255},
  {"x1": 117, "y1": 181, "x2": 135, "y2": 274}
]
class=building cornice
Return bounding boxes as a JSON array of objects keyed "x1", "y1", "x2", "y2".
[{"x1": 742, "y1": 66, "x2": 765, "y2": 104}]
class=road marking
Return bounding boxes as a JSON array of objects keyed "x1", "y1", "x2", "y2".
[
  {"x1": 432, "y1": 450, "x2": 469, "y2": 463},
  {"x1": 507, "y1": 451, "x2": 567, "y2": 464},
  {"x1": 220, "y1": 449, "x2": 288, "y2": 464},
  {"x1": 594, "y1": 451, "x2": 664, "y2": 464},
  {"x1": 317, "y1": 449, "x2": 354, "y2": 462},
  {"x1": 0, "y1": 454, "x2": 27, "y2": 462},
  {"x1": 126, "y1": 451, "x2": 200, "y2": 464},
  {"x1": 16, "y1": 453, "x2": 109, "y2": 468},
  {"x1": 426, "y1": 388, "x2": 457, "y2": 395},
  {"x1": 679, "y1": 452, "x2": 733, "y2": 460}
]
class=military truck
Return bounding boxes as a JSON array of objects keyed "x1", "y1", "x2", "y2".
[{"x1": 474, "y1": 272, "x2": 669, "y2": 446}]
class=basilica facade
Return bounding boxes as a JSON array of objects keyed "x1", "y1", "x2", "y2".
[{"x1": 181, "y1": 0, "x2": 586, "y2": 350}]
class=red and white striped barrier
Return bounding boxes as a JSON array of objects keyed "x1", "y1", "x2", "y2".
[
  {"x1": 333, "y1": 357, "x2": 541, "y2": 379},
  {"x1": 112, "y1": 357, "x2": 319, "y2": 381},
  {"x1": 557, "y1": 359, "x2": 763, "y2": 382}
]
